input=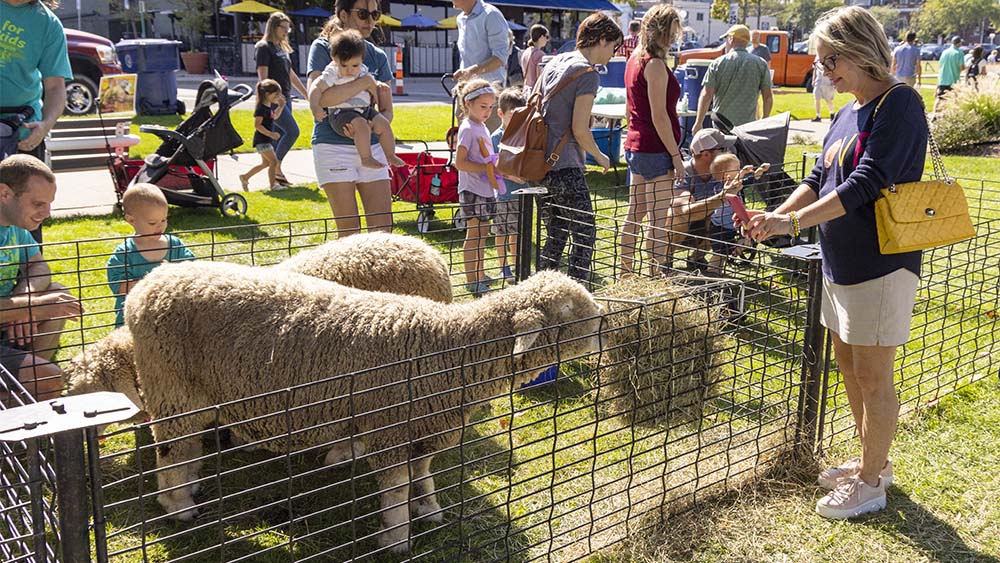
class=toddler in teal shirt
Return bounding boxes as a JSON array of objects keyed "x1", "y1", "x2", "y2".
[{"x1": 106, "y1": 183, "x2": 195, "y2": 326}]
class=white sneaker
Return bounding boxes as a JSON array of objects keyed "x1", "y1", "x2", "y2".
[
  {"x1": 817, "y1": 457, "x2": 893, "y2": 490},
  {"x1": 816, "y1": 475, "x2": 886, "y2": 519}
]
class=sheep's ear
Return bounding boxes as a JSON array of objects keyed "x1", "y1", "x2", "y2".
[{"x1": 512, "y1": 309, "x2": 544, "y2": 355}]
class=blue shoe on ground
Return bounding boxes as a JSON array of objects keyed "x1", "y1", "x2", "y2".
[{"x1": 501, "y1": 266, "x2": 514, "y2": 280}]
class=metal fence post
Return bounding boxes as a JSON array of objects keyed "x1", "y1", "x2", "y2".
[
  {"x1": 0, "y1": 393, "x2": 140, "y2": 563},
  {"x1": 514, "y1": 187, "x2": 548, "y2": 283},
  {"x1": 784, "y1": 244, "x2": 827, "y2": 457}
]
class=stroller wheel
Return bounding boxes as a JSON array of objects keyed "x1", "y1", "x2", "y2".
[
  {"x1": 220, "y1": 193, "x2": 248, "y2": 217},
  {"x1": 416, "y1": 209, "x2": 435, "y2": 233}
]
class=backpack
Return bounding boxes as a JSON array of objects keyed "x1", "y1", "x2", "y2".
[
  {"x1": 497, "y1": 66, "x2": 595, "y2": 181},
  {"x1": 507, "y1": 45, "x2": 524, "y2": 85},
  {"x1": 967, "y1": 57, "x2": 982, "y2": 78}
]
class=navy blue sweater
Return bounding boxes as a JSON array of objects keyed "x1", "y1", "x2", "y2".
[{"x1": 804, "y1": 85, "x2": 928, "y2": 285}]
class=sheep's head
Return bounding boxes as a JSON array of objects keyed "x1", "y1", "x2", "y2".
[
  {"x1": 63, "y1": 327, "x2": 144, "y2": 412},
  {"x1": 504, "y1": 271, "x2": 603, "y2": 369}
]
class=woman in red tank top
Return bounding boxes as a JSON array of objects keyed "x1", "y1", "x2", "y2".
[{"x1": 620, "y1": 5, "x2": 685, "y2": 276}]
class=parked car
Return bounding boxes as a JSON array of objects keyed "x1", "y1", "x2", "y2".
[
  {"x1": 919, "y1": 44, "x2": 945, "y2": 60},
  {"x1": 677, "y1": 30, "x2": 815, "y2": 90},
  {"x1": 64, "y1": 29, "x2": 123, "y2": 115},
  {"x1": 679, "y1": 40, "x2": 703, "y2": 51}
]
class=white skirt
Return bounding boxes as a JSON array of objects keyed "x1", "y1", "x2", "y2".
[{"x1": 820, "y1": 268, "x2": 919, "y2": 347}]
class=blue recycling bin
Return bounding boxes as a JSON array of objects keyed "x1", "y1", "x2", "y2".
[
  {"x1": 599, "y1": 56, "x2": 627, "y2": 88},
  {"x1": 681, "y1": 60, "x2": 713, "y2": 139},
  {"x1": 116, "y1": 39, "x2": 183, "y2": 115},
  {"x1": 586, "y1": 126, "x2": 621, "y2": 166}
]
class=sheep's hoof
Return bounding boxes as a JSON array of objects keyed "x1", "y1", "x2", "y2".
[
  {"x1": 411, "y1": 500, "x2": 444, "y2": 522},
  {"x1": 157, "y1": 494, "x2": 198, "y2": 522},
  {"x1": 378, "y1": 534, "x2": 411, "y2": 554}
]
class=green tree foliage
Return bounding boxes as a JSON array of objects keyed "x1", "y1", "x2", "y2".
[
  {"x1": 780, "y1": 0, "x2": 842, "y2": 37},
  {"x1": 711, "y1": 0, "x2": 730, "y2": 23},
  {"x1": 870, "y1": 6, "x2": 901, "y2": 38},
  {"x1": 914, "y1": 0, "x2": 1000, "y2": 41},
  {"x1": 173, "y1": 0, "x2": 214, "y2": 52}
]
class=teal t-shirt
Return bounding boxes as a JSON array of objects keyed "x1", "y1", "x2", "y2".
[
  {"x1": 106, "y1": 235, "x2": 196, "y2": 326},
  {"x1": 0, "y1": 224, "x2": 40, "y2": 297},
  {"x1": 937, "y1": 47, "x2": 964, "y2": 87},
  {"x1": 0, "y1": 1, "x2": 73, "y2": 139}
]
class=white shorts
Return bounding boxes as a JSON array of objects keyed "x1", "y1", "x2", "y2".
[
  {"x1": 312, "y1": 143, "x2": 391, "y2": 186},
  {"x1": 820, "y1": 268, "x2": 919, "y2": 347}
]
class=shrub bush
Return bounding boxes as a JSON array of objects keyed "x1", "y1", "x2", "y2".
[{"x1": 932, "y1": 78, "x2": 1000, "y2": 153}]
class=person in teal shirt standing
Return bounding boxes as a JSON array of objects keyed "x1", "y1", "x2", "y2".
[
  {"x1": 934, "y1": 36, "x2": 965, "y2": 112},
  {"x1": 1, "y1": 0, "x2": 72, "y2": 245},
  {"x1": 106, "y1": 183, "x2": 196, "y2": 327}
]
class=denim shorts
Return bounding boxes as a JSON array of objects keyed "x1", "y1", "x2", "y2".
[{"x1": 625, "y1": 150, "x2": 675, "y2": 179}]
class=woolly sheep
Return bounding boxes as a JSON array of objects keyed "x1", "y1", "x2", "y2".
[
  {"x1": 63, "y1": 232, "x2": 454, "y2": 406},
  {"x1": 127, "y1": 261, "x2": 602, "y2": 553}
]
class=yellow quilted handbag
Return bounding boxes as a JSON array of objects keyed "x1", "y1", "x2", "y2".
[
  {"x1": 870, "y1": 85, "x2": 976, "y2": 254},
  {"x1": 874, "y1": 179, "x2": 976, "y2": 254}
]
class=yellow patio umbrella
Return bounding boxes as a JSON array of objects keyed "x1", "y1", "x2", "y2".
[
  {"x1": 379, "y1": 14, "x2": 403, "y2": 27},
  {"x1": 222, "y1": 0, "x2": 279, "y2": 14},
  {"x1": 437, "y1": 16, "x2": 457, "y2": 29}
]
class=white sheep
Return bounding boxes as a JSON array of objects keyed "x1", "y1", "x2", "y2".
[
  {"x1": 63, "y1": 232, "x2": 455, "y2": 406},
  {"x1": 126, "y1": 261, "x2": 602, "y2": 553}
]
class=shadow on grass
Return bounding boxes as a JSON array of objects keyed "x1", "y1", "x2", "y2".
[
  {"x1": 99, "y1": 420, "x2": 537, "y2": 563},
  {"x1": 864, "y1": 489, "x2": 1000, "y2": 563}
]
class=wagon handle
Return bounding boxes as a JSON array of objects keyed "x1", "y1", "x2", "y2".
[{"x1": 440, "y1": 74, "x2": 455, "y2": 96}]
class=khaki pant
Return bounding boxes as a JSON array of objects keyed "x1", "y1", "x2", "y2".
[{"x1": 898, "y1": 76, "x2": 916, "y2": 87}]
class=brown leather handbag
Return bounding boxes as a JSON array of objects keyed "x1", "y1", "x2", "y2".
[{"x1": 496, "y1": 66, "x2": 595, "y2": 181}]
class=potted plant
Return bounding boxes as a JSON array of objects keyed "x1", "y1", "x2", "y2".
[{"x1": 174, "y1": 0, "x2": 213, "y2": 74}]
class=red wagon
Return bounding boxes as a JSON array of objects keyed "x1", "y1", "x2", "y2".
[{"x1": 389, "y1": 143, "x2": 462, "y2": 233}]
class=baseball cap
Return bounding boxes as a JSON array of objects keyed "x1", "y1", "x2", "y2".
[
  {"x1": 721, "y1": 24, "x2": 751, "y2": 43},
  {"x1": 690, "y1": 128, "x2": 737, "y2": 154},
  {"x1": 951, "y1": 36, "x2": 962, "y2": 45}
]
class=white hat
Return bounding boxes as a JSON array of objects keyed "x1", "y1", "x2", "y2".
[{"x1": 690, "y1": 128, "x2": 737, "y2": 154}]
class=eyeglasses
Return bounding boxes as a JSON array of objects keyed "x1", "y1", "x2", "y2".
[
  {"x1": 815, "y1": 53, "x2": 839, "y2": 73},
  {"x1": 350, "y1": 8, "x2": 382, "y2": 21}
]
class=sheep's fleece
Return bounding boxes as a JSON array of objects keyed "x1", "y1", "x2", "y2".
[
  {"x1": 63, "y1": 232, "x2": 454, "y2": 407},
  {"x1": 128, "y1": 261, "x2": 602, "y2": 553}
]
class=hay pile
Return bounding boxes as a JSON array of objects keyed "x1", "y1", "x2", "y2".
[{"x1": 592, "y1": 276, "x2": 729, "y2": 426}]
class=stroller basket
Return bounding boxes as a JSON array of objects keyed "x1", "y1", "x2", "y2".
[
  {"x1": 110, "y1": 156, "x2": 216, "y2": 198},
  {"x1": 390, "y1": 151, "x2": 458, "y2": 206}
]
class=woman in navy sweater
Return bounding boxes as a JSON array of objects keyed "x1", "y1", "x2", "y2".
[{"x1": 745, "y1": 6, "x2": 928, "y2": 520}]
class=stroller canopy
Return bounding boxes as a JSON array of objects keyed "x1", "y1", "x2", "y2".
[{"x1": 729, "y1": 112, "x2": 791, "y2": 168}]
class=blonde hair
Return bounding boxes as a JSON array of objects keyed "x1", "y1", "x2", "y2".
[
  {"x1": 638, "y1": 4, "x2": 683, "y2": 60},
  {"x1": 454, "y1": 78, "x2": 495, "y2": 119},
  {"x1": 122, "y1": 183, "x2": 167, "y2": 215},
  {"x1": 709, "y1": 153, "x2": 742, "y2": 180},
  {"x1": 258, "y1": 12, "x2": 293, "y2": 53},
  {"x1": 811, "y1": 6, "x2": 892, "y2": 82}
]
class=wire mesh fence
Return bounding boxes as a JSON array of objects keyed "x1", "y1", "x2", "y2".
[{"x1": 0, "y1": 162, "x2": 996, "y2": 563}]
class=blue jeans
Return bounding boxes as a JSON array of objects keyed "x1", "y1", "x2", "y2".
[{"x1": 271, "y1": 105, "x2": 299, "y2": 161}]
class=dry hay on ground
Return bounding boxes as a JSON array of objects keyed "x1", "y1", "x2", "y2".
[{"x1": 592, "y1": 276, "x2": 730, "y2": 426}]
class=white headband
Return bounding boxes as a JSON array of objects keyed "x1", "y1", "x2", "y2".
[{"x1": 463, "y1": 86, "x2": 495, "y2": 101}]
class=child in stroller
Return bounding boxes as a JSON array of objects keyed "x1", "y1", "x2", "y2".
[{"x1": 309, "y1": 29, "x2": 403, "y2": 169}]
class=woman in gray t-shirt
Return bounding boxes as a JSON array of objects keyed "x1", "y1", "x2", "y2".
[{"x1": 535, "y1": 12, "x2": 621, "y2": 284}]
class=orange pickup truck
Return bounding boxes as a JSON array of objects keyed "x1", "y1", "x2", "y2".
[{"x1": 676, "y1": 30, "x2": 816, "y2": 91}]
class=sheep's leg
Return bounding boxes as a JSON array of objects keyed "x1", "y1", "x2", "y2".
[
  {"x1": 323, "y1": 440, "x2": 366, "y2": 466},
  {"x1": 375, "y1": 466, "x2": 411, "y2": 554},
  {"x1": 151, "y1": 417, "x2": 208, "y2": 522},
  {"x1": 409, "y1": 455, "x2": 442, "y2": 522}
]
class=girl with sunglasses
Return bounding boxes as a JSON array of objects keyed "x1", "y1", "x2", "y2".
[{"x1": 306, "y1": 0, "x2": 396, "y2": 237}]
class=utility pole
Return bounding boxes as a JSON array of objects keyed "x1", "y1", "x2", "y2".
[{"x1": 756, "y1": 0, "x2": 761, "y2": 29}]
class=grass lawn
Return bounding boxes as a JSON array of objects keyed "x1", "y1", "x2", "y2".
[
  {"x1": 771, "y1": 87, "x2": 937, "y2": 120},
  {"x1": 597, "y1": 377, "x2": 1000, "y2": 563},
  {"x1": 129, "y1": 105, "x2": 454, "y2": 159}
]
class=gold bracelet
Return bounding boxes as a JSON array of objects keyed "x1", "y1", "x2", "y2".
[{"x1": 789, "y1": 211, "x2": 801, "y2": 238}]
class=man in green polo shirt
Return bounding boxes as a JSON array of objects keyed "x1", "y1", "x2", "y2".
[
  {"x1": 934, "y1": 36, "x2": 965, "y2": 113},
  {"x1": 693, "y1": 24, "x2": 773, "y2": 134}
]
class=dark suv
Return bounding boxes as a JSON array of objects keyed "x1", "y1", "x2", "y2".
[{"x1": 64, "y1": 28, "x2": 123, "y2": 115}]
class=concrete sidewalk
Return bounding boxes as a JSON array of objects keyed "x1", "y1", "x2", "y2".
[
  {"x1": 50, "y1": 120, "x2": 830, "y2": 220},
  {"x1": 51, "y1": 141, "x2": 450, "y2": 219}
]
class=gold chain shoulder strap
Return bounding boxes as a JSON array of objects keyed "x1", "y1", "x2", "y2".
[{"x1": 871, "y1": 83, "x2": 951, "y2": 184}]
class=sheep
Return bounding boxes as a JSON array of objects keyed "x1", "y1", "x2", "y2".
[
  {"x1": 63, "y1": 232, "x2": 455, "y2": 406},
  {"x1": 126, "y1": 261, "x2": 603, "y2": 553}
]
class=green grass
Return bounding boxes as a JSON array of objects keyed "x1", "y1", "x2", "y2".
[
  {"x1": 771, "y1": 87, "x2": 937, "y2": 120},
  {"x1": 129, "y1": 105, "x2": 454, "y2": 158},
  {"x1": 595, "y1": 378, "x2": 1000, "y2": 563}
]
